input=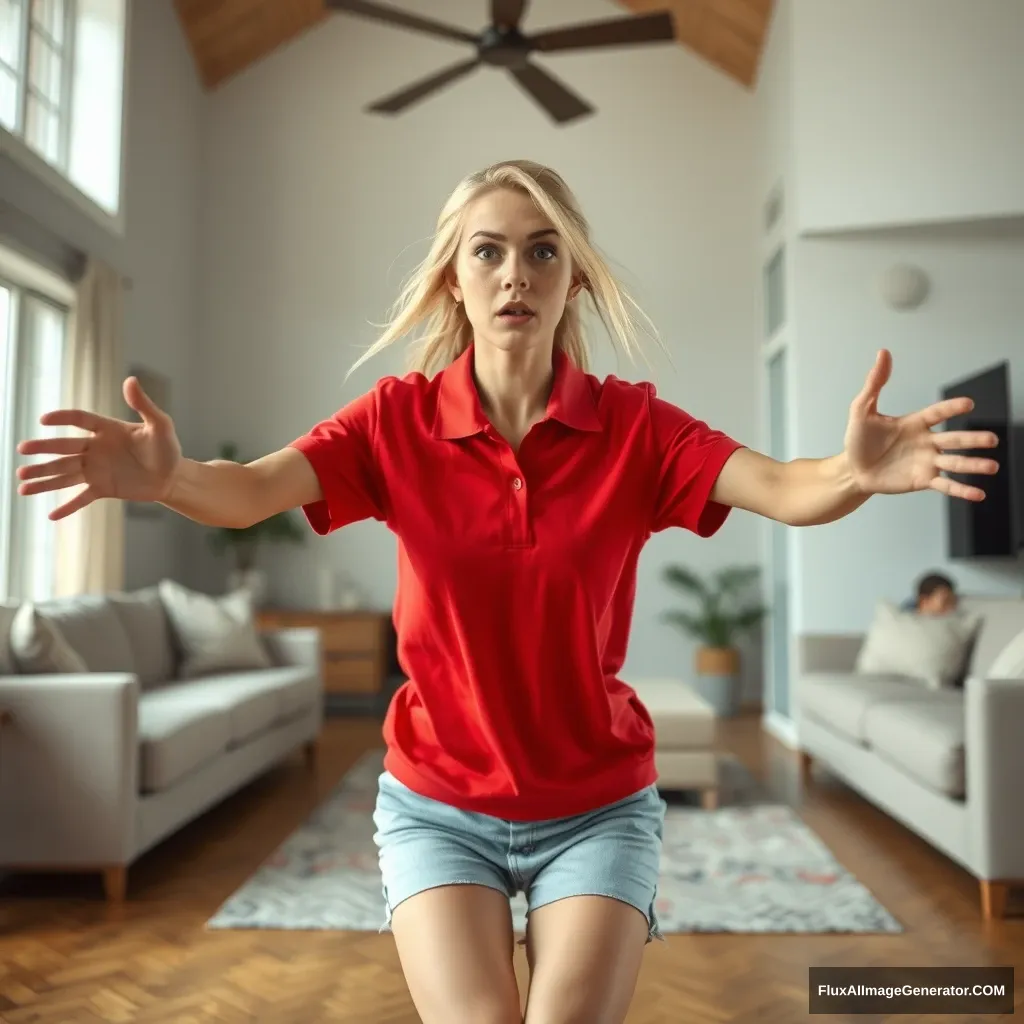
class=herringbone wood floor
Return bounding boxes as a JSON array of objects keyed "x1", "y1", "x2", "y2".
[{"x1": 2, "y1": 714, "x2": 1021, "y2": 1022}]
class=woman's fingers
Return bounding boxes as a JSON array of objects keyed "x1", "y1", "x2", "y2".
[
  {"x1": 50, "y1": 485, "x2": 97, "y2": 521},
  {"x1": 17, "y1": 454, "x2": 82, "y2": 481},
  {"x1": 932, "y1": 429, "x2": 1000, "y2": 451},
  {"x1": 18, "y1": 471, "x2": 85, "y2": 497},
  {"x1": 930, "y1": 474, "x2": 986, "y2": 502},
  {"x1": 934, "y1": 453, "x2": 1000, "y2": 476},
  {"x1": 38, "y1": 408, "x2": 109, "y2": 432},
  {"x1": 17, "y1": 437, "x2": 90, "y2": 457},
  {"x1": 123, "y1": 376, "x2": 168, "y2": 424}
]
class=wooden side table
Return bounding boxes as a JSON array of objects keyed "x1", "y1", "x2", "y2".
[{"x1": 256, "y1": 608, "x2": 393, "y2": 699}]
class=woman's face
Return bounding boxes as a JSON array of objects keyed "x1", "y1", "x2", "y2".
[{"x1": 448, "y1": 187, "x2": 580, "y2": 356}]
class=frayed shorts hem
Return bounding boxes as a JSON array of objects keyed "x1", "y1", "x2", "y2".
[
  {"x1": 373, "y1": 773, "x2": 668, "y2": 947},
  {"x1": 378, "y1": 879, "x2": 665, "y2": 945}
]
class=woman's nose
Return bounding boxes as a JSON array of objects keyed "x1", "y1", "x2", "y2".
[{"x1": 502, "y1": 255, "x2": 529, "y2": 290}]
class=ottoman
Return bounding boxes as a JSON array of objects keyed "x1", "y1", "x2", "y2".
[{"x1": 626, "y1": 678, "x2": 719, "y2": 809}]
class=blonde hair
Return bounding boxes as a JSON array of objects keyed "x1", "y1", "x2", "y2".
[{"x1": 348, "y1": 159, "x2": 662, "y2": 380}]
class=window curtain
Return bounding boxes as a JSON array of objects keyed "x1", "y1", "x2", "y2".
[{"x1": 54, "y1": 257, "x2": 125, "y2": 597}]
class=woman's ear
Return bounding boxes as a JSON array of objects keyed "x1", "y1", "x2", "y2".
[{"x1": 445, "y1": 266, "x2": 463, "y2": 305}]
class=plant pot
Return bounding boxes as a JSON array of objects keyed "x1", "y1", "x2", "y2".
[{"x1": 693, "y1": 645, "x2": 741, "y2": 717}]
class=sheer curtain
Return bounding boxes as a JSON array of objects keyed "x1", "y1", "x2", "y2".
[{"x1": 54, "y1": 257, "x2": 125, "y2": 597}]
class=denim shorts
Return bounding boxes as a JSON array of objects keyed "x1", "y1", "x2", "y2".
[{"x1": 371, "y1": 770, "x2": 667, "y2": 944}]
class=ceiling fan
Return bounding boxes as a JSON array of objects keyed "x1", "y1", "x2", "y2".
[{"x1": 324, "y1": 0, "x2": 677, "y2": 125}]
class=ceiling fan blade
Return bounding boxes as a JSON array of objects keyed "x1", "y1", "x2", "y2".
[
  {"x1": 530, "y1": 10, "x2": 675, "y2": 53},
  {"x1": 366, "y1": 57, "x2": 481, "y2": 114},
  {"x1": 325, "y1": 0, "x2": 478, "y2": 45},
  {"x1": 491, "y1": 0, "x2": 527, "y2": 30},
  {"x1": 508, "y1": 62, "x2": 593, "y2": 125}
]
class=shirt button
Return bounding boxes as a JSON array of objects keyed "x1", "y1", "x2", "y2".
[{"x1": 512, "y1": 477, "x2": 523, "y2": 490}]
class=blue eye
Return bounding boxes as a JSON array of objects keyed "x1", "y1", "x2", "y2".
[
  {"x1": 534, "y1": 245, "x2": 557, "y2": 260},
  {"x1": 474, "y1": 245, "x2": 499, "y2": 259}
]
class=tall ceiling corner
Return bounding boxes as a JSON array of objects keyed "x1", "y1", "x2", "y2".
[
  {"x1": 173, "y1": 0, "x2": 774, "y2": 93},
  {"x1": 173, "y1": 0, "x2": 330, "y2": 90}
]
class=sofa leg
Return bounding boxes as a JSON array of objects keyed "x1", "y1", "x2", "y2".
[
  {"x1": 799, "y1": 750, "x2": 813, "y2": 782},
  {"x1": 980, "y1": 880, "x2": 1009, "y2": 920},
  {"x1": 303, "y1": 739, "x2": 318, "y2": 770},
  {"x1": 104, "y1": 866, "x2": 127, "y2": 903},
  {"x1": 700, "y1": 788, "x2": 718, "y2": 810}
]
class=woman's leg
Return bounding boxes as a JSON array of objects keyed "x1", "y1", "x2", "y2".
[
  {"x1": 522, "y1": 894, "x2": 649, "y2": 1024},
  {"x1": 373, "y1": 772, "x2": 522, "y2": 1023},
  {"x1": 390, "y1": 883, "x2": 523, "y2": 1024},
  {"x1": 515, "y1": 783, "x2": 667, "y2": 1024}
]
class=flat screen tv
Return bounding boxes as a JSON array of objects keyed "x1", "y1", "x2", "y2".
[{"x1": 942, "y1": 361, "x2": 1018, "y2": 558}]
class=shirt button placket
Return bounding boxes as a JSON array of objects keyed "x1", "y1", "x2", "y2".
[{"x1": 511, "y1": 473, "x2": 529, "y2": 545}]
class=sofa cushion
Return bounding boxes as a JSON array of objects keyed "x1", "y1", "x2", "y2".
[
  {"x1": 861, "y1": 692, "x2": 965, "y2": 798},
  {"x1": 158, "y1": 580, "x2": 272, "y2": 678},
  {"x1": 855, "y1": 601, "x2": 980, "y2": 689},
  {"x1": 138, "y1": 694, "x2": 232, "y2": 792},
  {"x1": 274, "y1": 669, "x2": 321, "y2": 719},
  {"x1": 107, "y1": 587, "x2": 176, "y2": 688},
  {"x1": 9, "y1": 603, "x2": 89, "y2": 674},
  {"x1": 959, "y1": 597, "x2": 1024, "y2": 679},
  {"x1": 31, "y1": 595, "x2": 136, "y2": 674},
  {"x1": 152, "y1": 667, "x2": 315, "y2": 746},
  {"x1": 988, "y1": 625, "x2": 1024, "y2": 680},
  {"x1": 799, "y1": 672, "x2": 933, "y2": 743}
]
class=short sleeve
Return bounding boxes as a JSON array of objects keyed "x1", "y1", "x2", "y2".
[
  {"x1": 288, "y1": 389, "x2": 387, "y2": 535},
  {"x1": 647, "y1": 385, "x2": 744, "y2": 536}
]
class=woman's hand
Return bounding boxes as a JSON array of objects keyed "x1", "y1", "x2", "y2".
[
  {"x1": 844, "y1": 349, "x2": 1000, "y2": 501},
  {"x1": 16, "y1": 376, "x2": 183, "y2": 520}
]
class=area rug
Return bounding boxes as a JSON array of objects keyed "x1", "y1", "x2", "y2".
[{"x1": 206, "y1": 749, "x2": 902, "y2": 935}]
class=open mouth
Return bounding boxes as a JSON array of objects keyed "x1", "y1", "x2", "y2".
[{"x1": 497, "y1": 302, "x2": 535, "y2": 320}]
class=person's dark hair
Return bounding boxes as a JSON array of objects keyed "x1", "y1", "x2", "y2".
[{"x1": 917, "y1": 572, "x2": 955, "y2": 600}]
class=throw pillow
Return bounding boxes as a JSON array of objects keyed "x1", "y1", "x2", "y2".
[
  {"x1": 987, "y1": 626, "x2": 1024, "y2": 679},
  {"x1": 158, "y1": 579, "x2": 272, "y2": 679},
  {"x1": 0, "y1": 601, "x2": 20, "y2": 674},
  {"x1": 855, "y1": 601, "x2": 981, "y2": 689},
  {"x1": 9, "y1": 603, "x2": 89, "y2": 674}
]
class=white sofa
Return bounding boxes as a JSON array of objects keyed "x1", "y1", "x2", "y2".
[
  {"x1": 795, "y1": 595, "x2": 1024, "y2": 919},
  {"x1": 0, "y1": 582, "x2": 323, "y2": 901}
]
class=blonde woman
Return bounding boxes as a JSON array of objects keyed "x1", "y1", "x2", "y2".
[{"x1": 17, "y1": 160, "x2": 998, "y2": 1024}]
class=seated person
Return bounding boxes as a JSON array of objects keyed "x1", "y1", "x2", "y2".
[{"x1": 904, "y1": 572, "x2": 959, "y2": 616}]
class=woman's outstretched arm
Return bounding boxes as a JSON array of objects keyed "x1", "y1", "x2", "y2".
[
  {"x1": 710, "y1": 350, "x2": 999, "y2": 527},
  {"x1": 16, "y1": 375, "x2": 322, "y2": 528}
]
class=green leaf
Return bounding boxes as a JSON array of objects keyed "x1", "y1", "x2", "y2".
[
  {"x1": 661, "y1": 565, "x2": 708, "y2": 599},
  {"x1": 661, "y1": 562, "x2": 767, "y2": 647}
]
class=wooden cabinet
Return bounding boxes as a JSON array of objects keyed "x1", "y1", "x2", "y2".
[{"x1": 257, "y1": 609, "x2": 392, "y2": 696}]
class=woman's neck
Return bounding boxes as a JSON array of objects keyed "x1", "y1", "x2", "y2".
[{"x1": 471, "y1": 339, "x2": 555, "y2": 447}]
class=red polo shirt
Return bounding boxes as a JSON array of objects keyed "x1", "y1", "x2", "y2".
[{"x1": 290, "y1": 344, "x2": 742, "y2": 820}]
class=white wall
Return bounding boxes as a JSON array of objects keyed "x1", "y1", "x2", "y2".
[
  {"x1": 196, "y1": 0, "x2": 764, "y2": 695},
  {"x1": 0, "y1": 0, "x2": 203, "y2": 591},
  {"x1": 791, "y1": 222, "x2": 1024, "y2": 634},
  {"x1": 755, "y1": 0, "x2": 792, "y2": 221},
  {"x1": 120, "y1": 0, "x2": 204, "y2": 589},
  {"x1": 791, "y1": 0, "x2": 1024, "y2": 234}
]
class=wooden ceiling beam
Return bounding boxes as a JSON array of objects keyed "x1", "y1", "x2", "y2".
[{"x1": 173, "y1": 0, "x2": 774, "y2": 93}]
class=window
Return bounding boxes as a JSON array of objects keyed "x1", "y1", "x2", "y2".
[
  {"x1": 0, "y1": 0, "x2": 126, "y2": 219},
  {"x1": 0, "y1": 246, "x2": 71, "y2": 602}
]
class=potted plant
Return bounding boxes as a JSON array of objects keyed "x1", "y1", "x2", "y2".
[
  {"x1": 660, "y1": 564, "x2": 768, "y2": 716},
  {"x1": 207, "y1": 442, "x2": 306, "y2": 605}
]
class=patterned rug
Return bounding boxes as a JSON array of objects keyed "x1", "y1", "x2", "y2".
[{"x1": 207, "y1": 749, "x2": 902, "y2": 935}]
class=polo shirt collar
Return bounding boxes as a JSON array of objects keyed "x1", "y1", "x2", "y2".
[{"x1": 434, "y1": 343, "x2": 602, "y2": 439}]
